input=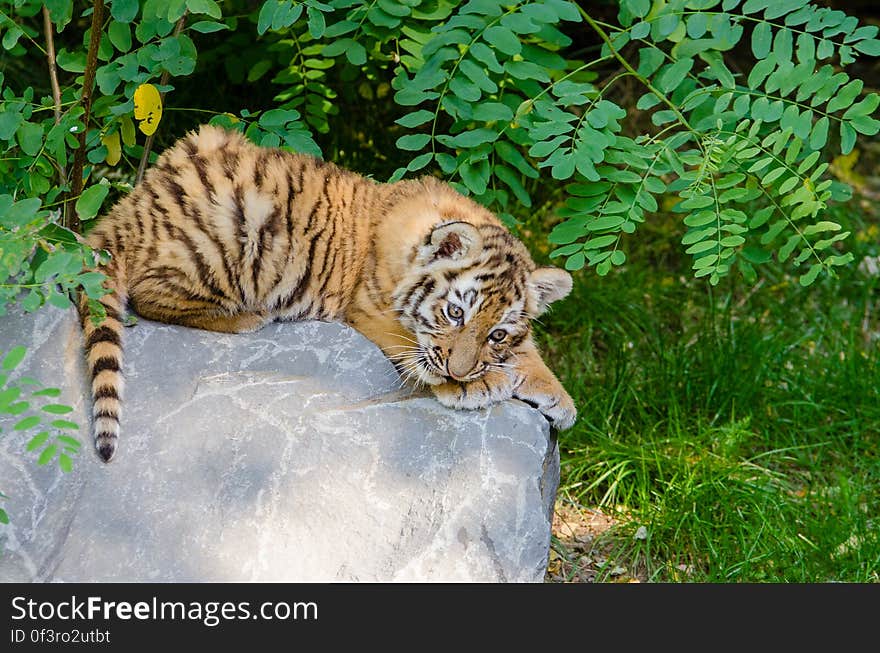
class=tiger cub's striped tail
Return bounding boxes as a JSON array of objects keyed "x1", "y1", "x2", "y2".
[{"x1": 77, "y1": 261, "x2": 128, "y2": 462}]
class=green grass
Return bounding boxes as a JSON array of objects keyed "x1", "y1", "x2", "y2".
[{"x1": 529, "y1": 202, "x2": 880, "y2": 583}]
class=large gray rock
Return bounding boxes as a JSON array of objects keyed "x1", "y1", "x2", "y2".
[{"x1": 0, "y1": 307, "x2": 559, "y2": 582}]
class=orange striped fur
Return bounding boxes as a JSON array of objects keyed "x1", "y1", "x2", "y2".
[{"x1": 79, "y1": 125, "x2": 575, "y2": 461}]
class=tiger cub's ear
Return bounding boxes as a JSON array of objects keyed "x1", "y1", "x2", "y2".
[
  {"x1": 528, "y1": 266, "x2": 573, "y2": 316},
  {"x1": 417, "y1": 221, "x2": 483, "y2": 267}
]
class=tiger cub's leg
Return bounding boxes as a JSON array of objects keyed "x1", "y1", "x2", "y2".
[
  {"x1": 166, "y1": 311, "x2": 270, "y2": 334},
  {"x1": 129, "y1": 283, "x2": 270, "y2": 334},
  {"x1": 432, "y1": 338, "x2": 576, "y2": 430},
  {"x1": 509, "y1": 339, "x2": 576, "y2": 430},
  {"x1": 431, "y1": 368, "x2": 517, "y2": 411}
]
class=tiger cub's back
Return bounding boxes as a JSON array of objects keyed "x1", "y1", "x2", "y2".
[{"x1": 79, "y1": 125, "x2": 385, "y2": 460}]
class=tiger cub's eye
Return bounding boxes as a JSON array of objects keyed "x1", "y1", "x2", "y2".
[
  {"x1": 447, "y1": 303, "x2": 464, "y2": 320},
  {"x1": 489, "y1": 329, "x2": 507, "y2": 343}
]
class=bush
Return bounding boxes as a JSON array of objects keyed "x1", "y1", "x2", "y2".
[{"x1": 1, "y1": 0, "x2": 878, "y2": 313}]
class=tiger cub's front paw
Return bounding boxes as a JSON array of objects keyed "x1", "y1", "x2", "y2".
[
  {"x1": 514, "y1": 379, "x2": 577, "y2": 431},
  {"x1": 431, "y1": 369, "x2": 515, "y2": 411}
]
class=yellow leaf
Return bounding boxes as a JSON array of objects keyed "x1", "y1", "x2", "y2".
[
  {"x1": 102, "y1": 131, "x2": 121, "y2": 166},
  {"x1": 133, "y1": 83, "x2": 162, "y2": 136},
  {"x1": 120, "y1": 115, "x2": 136, "y2": 147}
]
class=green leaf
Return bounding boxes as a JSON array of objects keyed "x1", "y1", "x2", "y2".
[
  {"x1": 0, "y1": 387, "x2": 21, "y2": 411},
  {"x1": 0, "y1": 111, "x2": 23, "y2": 141},
  {"x1": 586, "y1": 215, "x2": 626, "y2": 231},
  {"x1": 854, "y1": 39, "x2": 880, "y2": 56},
  {"x1": 2, "y1": 24, "x2": 23, "y2": 50},
  {"x1": 2, "y1": 347, "x2": 26, "y2": 371},
  {"x1": 799, "y1": 263, "x2": 822, "y2": 286},
  {"x1": 0, "y1": 509, "x2": 8, "y2": 525},
  {"x1": 108, "y1": 20, "x2": 132, "y2": 52},
  {"x1": 186, "y1": 0, "x2": 222, "y2": 19},
  {"x1": 809, "y1": 116, "x2": 829, "y2": 150},
  {"x1": 27, "y1": 431, "x2": 50, "y2": 452},
  {"x1": 817, "y1": 38, "x2": 834, "y2": 60},
  {"x1": 840, "y1": 122, "x2": 857, "y2": 155},
  {"x1": 550, "y1": 243, "x2": 584, "y2": 258},
  {"x1": 111, "y1": 0, "x2": 139, "y2": 23},
  {"x1": 47, "y1": 289, "x2": 70, "y2": 310},
  {"x1": 701, "y1": 51, "x2": 735, "y2": 88},
  {"x1": 59, "y1": 453, "x2": 73, "y2": 473},
  {"x1": 494, "y1": 165, "x2": 531, "y2": 207},
  {"x1": 687, "y1": 13, "x2": 709, "y2": 39},
  {"x1": 56, "y1": 48, "x2": 87, "y2": 73},
  {"x1": 13, "y1": 415, "x2": 40, "y2": 431},
  {"x1": 483, "y1": 26, "x2": 521, "y2": 56},
  {"x1": 658, "y1": 58, "x2": 694, "y2": 93},
  {"x1": 76, "y1": 184, "x2": 110, "y2": 222},
  {"x1": 38, "y1": 444, "x2": 58, "y2": 466},
  {"x1": 189, "y1": 20, "x2": 229, "y2": 33},
  {"x1": 656, "y1": 14, "x2": 680, "y2": 38},
  {"x1": 449, "y1": 76, "x2": 481, "y2": 102},
  {"x1": 719, "y1": 235, "x2": 746, "y2": 247},
  {"x1": 631, "y1": 21, "x2": 650, "y2": 39},
  {"x1": 751, "y1": 21, "x2": 772, "y2": 58},
  {"x1": 625, "y1": 0, "x2": 651, "y2": 18},
  {"x1": 762, "y1": 167, "x2": 787, "y2": 186},
  {"x1": 395, "y1": 110, "x2": 434, "y2": 128},
  {"x1": 851, "y1": 115, "x2": 880, "y2": 136},
  {"x1": 56, "y1": 434, "x2": 81, "y2": 448},
  {"x1": 797, "y1": 151, "x2": 821, "y2": 175},
  {"x1": 4, "y1": 402, "x2": 28, "y2": 416},
  {"x1": 396, "y1": 134, "x2": 430, "y2": 151},
  {"x1": 303, "y1": 8, "x2": 323, "y2": 37},
  {"x1": 472, "y1": 103, "x2": 514, "y2": 122},
  {"x1": 686, "y1": 240, "x2": 718, "y2": 255},
  {"x1": 843, "y1": 94, "x2": 880, "y2": 119},
  {"x1": 638, "y1": 47, "x2": 665, "y2": 77},
  {"x1": 163, "y1": 55, "x2": 196, "y2": 76},
  {"x1": 803, "y1": 221, "x2": 841, "y2": 236},
  {"x1": 564, "y1": 252, "x2": 585, "y2": 271},
  {"x1": 16, "y1": 122, "x2": 44, "y2": 157},
  {"x1": 506, "y1": 61, "x2": 550, "y2": 83},
  {"x1": 747, "y1": 56, "x2": 776, "y2": 89},
  {"x1": 257, "y1": 0, "x2": 277, "y2": 34},
  {"x1": 777, "y1": 175, "x2": 799, "y2": 194},
  {"x1": 323, "y1": 39, "x2": 366, "y2": 66},
  {"x1": 827, "y1": 79, "x2": 863, "y2": 113},
  {"x1": 52, "y1": 419, "x2": 80, "y2": 431},
  {"x1": 406, "y1": 152, "x2": 433, "y2": 172},
  {"x1": 583, "y1": 235, "x2": 617, "y2": 250},
  {"x1": 41, "y1": 403, "x2": 74, "y2": 415},
  {"x1": 444, "y1": 128, "x2": 498, "y2": 148}
]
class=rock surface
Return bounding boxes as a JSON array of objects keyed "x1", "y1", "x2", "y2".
[{"x1": 0, "y1": 307, "x2": 559, "y2": 582}]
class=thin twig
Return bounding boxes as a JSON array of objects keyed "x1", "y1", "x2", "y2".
[
  {"x1": 42, "y1": 6, "x2": 68, "y2": 223},
  {"x1": 578, "y1": 6, "x2": 695, "y2": 134},
  {"x1": 41, "y1": 8, "x2": 65, "y2": 144},
  {"x1": 68, "y1": 0, "x2": 105, "y2": 234},
  {"x1": 136, "y1": 13, "x2": 188, "y2": 184}
]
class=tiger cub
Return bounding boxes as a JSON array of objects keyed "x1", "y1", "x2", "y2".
[{"x1": 79, "y1": 125, "x2": 576, "y2": 461}]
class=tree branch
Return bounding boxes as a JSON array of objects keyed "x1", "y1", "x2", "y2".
[
  {"x1": 42, "y1": 8, "x2": 64, "y2": 135},
  {"x1": 136, "y1": 13, "x2": 188, "y2": 184},
  {"x1": 578, "y1": 6, "x2": 695, "y2": 134},
  {"x1": 68, "y1": 0, "x2": 106, "y2": 234},
  {"x1": 42, "y1": 6, "x2": 68, "y2": 218}
]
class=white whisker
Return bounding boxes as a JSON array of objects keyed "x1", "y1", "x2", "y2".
[{"x1": 384, "y1": 331, "x2": 420, "y2": 345}]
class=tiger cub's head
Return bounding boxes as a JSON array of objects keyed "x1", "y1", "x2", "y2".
[{"x1": 392, "y1": 219, "x2": 572, "y2": 386}]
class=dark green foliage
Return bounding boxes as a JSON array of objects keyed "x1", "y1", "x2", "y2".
[{"x1": 2, "y1": 0, "x2": 877, "y2": 299}]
